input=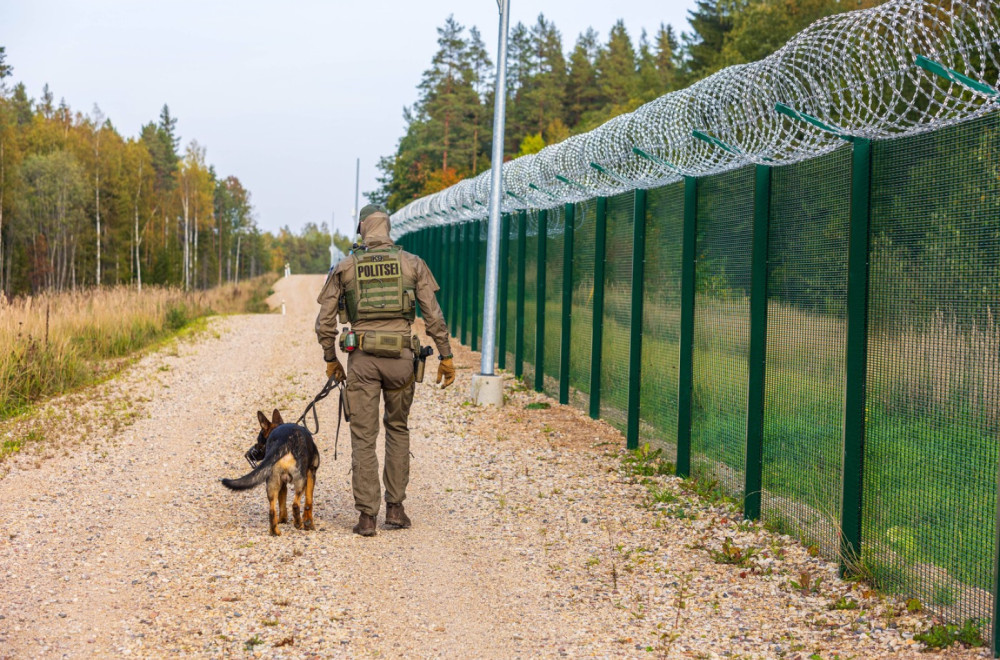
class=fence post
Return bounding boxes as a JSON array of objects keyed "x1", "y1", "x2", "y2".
[
  {"x1": 470, "y1": 220, "x2": 480, "y2": 352},
  {"x1": 626, "y1": 189, "x2": 648, "y2": 450},
  {"x1": 535, "y1": 209, "x2": 547, "y2": 392},
  {"x1": 589, "y1": 197, "x2": 608, "y2": 420},
  {"x1": 442, "y1": 225, "x2": 451, "y2": 324},
  {"x1": 559, "y1": 203, "x2": 575, "y2": 405},
  {"x1": 745, "y1": 164, "x2": 772, "y2": 520},
  {"x1": 677, "y1": 177, "x2": 698, "y2": 478},
  {"x1": 515, "y1": 211, "x2": 527, "y2": 378},
  {"x1": 461, "y1": 223, "x2": 471, "y2": 343},
  {"x1": 841, "y1": 137, "x2": 872, "y2": 576},
  {"x1": 498, "y1": 214, "x2": 510, "y2": 371},
  {"x1": 451, "y1": 224, "x2": 461, "y2": 336}
]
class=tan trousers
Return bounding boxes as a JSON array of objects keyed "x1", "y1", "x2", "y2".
[{"x1": 345, "y1": 349, "x2": 415, "y2": 517}]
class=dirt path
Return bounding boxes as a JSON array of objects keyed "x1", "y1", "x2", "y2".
[{"x1": 0, "y1": 275, "x2": 988, "y2": 659}]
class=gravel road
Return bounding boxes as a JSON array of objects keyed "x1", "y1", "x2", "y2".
[{"x1": 0, "y1": 274, "x2": 988, "y2": 659}]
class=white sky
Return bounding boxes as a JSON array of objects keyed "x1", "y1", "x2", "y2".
[{"x1": 1, "y1": 0, "x2": 697, "y2": 236}]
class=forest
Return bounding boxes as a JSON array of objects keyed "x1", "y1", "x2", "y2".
[
  {"x1": 368, "y1": 0, "x2": 882, "y2": 210},
  {"x1": 0, "y1": 50, "x2": 352, "y2": 298}
]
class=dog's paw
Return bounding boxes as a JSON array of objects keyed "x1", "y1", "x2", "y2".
[
  {"x1": 293, "y1": 520, "x2": 303, "y2": 530},
  {"x1": 270, "y1": 528, "x2": 282, "y2": 537},
  {"x1": 303, "y1": 521, "x2": 315, "y2": 531}
]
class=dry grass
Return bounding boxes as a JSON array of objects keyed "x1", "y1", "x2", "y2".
[
  {"x1": 0, "y1": 276, "x2": 275, "y2": 419},
  {"x1": 873, "y1": 309, "x2": 1000, "y2": 429}
]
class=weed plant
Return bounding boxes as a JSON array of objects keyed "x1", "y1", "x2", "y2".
[{"x1": 913, "y1": 619, "x2": 985, "y2": 650}]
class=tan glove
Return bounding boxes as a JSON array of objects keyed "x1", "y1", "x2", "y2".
[
  {"x1": 325, "y1": 359, "x2": 346, "y2": 384},
  {"x1": 436, "y1": 357, "x2": 455, "y2": 389}
]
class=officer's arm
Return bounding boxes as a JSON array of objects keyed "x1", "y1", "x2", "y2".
[
  {"x1": 315, "y1": 268, "x2": 342, "y2": 361},
  {"x1": 413, "y1": 258, "x2": 454, "y2": 358}
]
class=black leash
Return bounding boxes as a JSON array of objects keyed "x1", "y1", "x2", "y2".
[{"x1": 295, "y1": 375, "x2": 350, "y2": 460}]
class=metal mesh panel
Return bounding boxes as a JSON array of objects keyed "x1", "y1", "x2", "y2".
[
  {"x1": 691, "y1": 166, "x2": 754, "y2": 496},
  {"x1": 864, "y1": 113, "x2": 1000, "y2": 625},
  {"x1": 543, "y1": 207, "x2": 565, "y2": 398},
  {"x1": 600, "y1": 192, "x2": 635, "y2": 431},
  {"x1": 505, "y1": 217, "x2": 519, "y2": 369},
  {"x1": 762, "y1": 147, "x2": 851, "y2": 556},
  {"x1": 522, "y1": 211, "x2": 539, "y2": 385},
  {"x1": 569, "y1": 199, "x2": 598, "y2": 411},
  {"x1": 640, "y1": 182, "x2": 685, "y2": 460}
]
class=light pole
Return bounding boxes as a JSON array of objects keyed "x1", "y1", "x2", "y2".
[
  {"x1": 353, "y1": 157, "x2": 360, "y2": 233},
  {"x1": 471, "y1": 0, "x2": 510, "y2": 406}
]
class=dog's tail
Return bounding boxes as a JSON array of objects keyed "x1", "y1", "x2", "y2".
[{"x1": 221, "y1": 448, "x2": 286, "y2": 491}]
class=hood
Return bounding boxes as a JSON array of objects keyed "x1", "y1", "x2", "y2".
[{"x1": 359, "y1": 211, "x2": 393, "y2": 247}]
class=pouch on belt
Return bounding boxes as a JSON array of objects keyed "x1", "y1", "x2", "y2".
[{"x1": 359, "y1": 331, "x2": 405, "y2": 358}]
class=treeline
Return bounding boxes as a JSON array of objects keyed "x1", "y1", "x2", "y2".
[
  {"x1": 272, "y1": 222, "x2": 353, "y2": 275},
  {"x1": 369, "y1": 0, "x2": 883, "y2": 210},
  {"x1": 0, "y1": 48, "x2": 267, "y2": 296}
]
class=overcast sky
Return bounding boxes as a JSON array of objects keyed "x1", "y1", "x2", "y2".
[{"x1": 1, "y1": 0, "x2": 697, "y2": 236}]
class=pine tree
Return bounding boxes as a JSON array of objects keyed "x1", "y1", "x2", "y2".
[
  {"x1": 594, "y1": 21, "x2": 639, "y2": 121},
  {"x1": 564, "y1": 28, "x2": 602, "y2": 128},
  {"x1": 682, "y1": 0, "x2": 738, "y2": 82},
  {"x1": 655, "y1": 24, "x2": 681, "y2": 92}
]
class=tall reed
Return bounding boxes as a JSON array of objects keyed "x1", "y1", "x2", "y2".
[{"x1": 0, "y1": 276, "x2": 275, "y2": 419}]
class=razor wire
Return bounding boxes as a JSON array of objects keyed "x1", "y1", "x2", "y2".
[{"x1": 390, "y1": 0, "x2": 1000, "y2": 239}]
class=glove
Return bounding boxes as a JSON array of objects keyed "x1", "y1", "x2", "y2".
[
  {"x1": 436, "y1": 357, "x2": 455, "y2": 389},
  {"x1": 326, "y1": 359, "x2": 346, "y2": 384}
]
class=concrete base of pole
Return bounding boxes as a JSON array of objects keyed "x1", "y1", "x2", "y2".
[{"x1": 470, "y1": 374, "x2": 504, "y2": 407}]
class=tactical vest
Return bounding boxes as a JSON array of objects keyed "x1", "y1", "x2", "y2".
[{"x1": 343, "y1": 245, "x2": 416, "y2": 323}]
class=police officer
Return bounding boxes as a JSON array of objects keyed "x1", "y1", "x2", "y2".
[{"x1": 316, "y1": 204, "x2": 455, "y2": 536}]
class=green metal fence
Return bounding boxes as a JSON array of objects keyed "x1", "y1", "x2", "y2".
[{"x1": 398, "y1": 111, "x2": 1000, "y2": 648}]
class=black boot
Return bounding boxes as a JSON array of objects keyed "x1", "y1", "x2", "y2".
[{"x1": 384, "y1": 502, "x2": 411, "y2": 529}]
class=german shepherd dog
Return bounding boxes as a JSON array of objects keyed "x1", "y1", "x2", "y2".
[{"x1": 221, "y1": 410, "x2": 320, "y2": 536}]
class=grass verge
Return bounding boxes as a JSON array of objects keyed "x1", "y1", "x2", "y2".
[{"x1": 0, "y1": 275, "x2": 276, "y2": 421}]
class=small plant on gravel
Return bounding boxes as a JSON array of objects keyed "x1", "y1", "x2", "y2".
[
  {"x1": 508, "y1": 379, "x2": 529, "y2": 393},
  {"x1": 656, "y1": 573, "x2": 692, "y2": 657},
  {"x1": 790, "y1": 570, "x2": 824, "y2": 596},
  {"x1": 1, "y1": 437, "x2": 22, "y2": 458},
  {"x1": 244, "y1": 635, "x2": 264, "y2": 650},
  {"x1": 709, "y1": 537, "x2": 759, "y2": 567},
  {"x1": 621, "y1": 443, "x2": 675, "y2": 479},
  {"x1": 524, "y1": 401, "x2": 550, "y2": 410},
  {"x1": 681, "y1": 477, "x2": 738, "y2": 508},
  {"x1": 261, "y1": 618, "x2": 279, "y2": 626},
  {"x1": 828, "y1": 596, "x2": 860, "y2": 611},
  {"x1": 914, "y1": 619, "x2": 986, "y2": 650},
  {"x1": 664, "y1": 505, "x2": 695, "y2": 520},
  {"x1": 644, "y1": 485, "x2": 679, "y2": 509}
]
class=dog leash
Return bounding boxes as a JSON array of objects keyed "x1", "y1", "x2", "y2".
[{"x1": 295, "y1": 375, "x2": 350, "y2": 461}]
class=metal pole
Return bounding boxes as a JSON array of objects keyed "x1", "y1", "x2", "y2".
[
  {"x1": 479, "y1": 0, "x2": 511, "y2": 376},
  {"x1": 330, "y1": 211, "x2": 336, "y2": 269},
  {"x1": 353, "y1": 158, "x2": 360, "y2": 229}
]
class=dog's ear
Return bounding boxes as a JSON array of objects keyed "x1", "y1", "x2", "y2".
[
  {"x1": 257, "y1": 410, "x2": 269, "y2": 431},
  {"x1": 271, "y1": 409, "x2": 283, "y2": 426}
]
